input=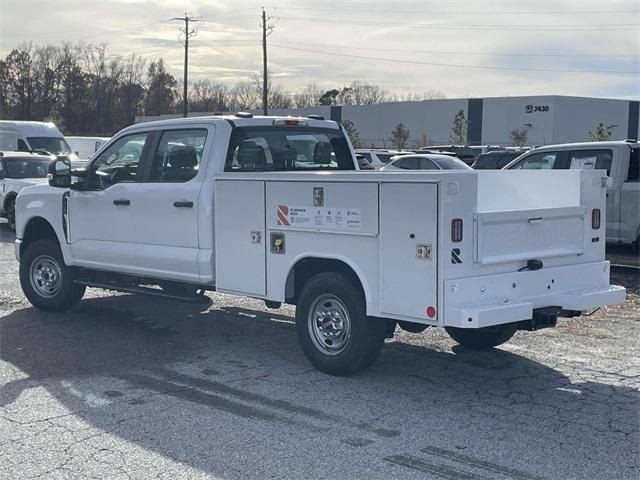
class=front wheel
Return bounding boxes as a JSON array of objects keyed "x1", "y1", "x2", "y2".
[
  {"x1": 6, "y1": 198, "x2": 16, "y2": 231},
  {"x1": 295, "y1": 272, "x2": 386, "y2": 376},
  {"x1": 445, "y1": 324, "x2": 517, "y2": 349},
  {"x1": 19, "y1": 238, "x2": 85, "y2": 312}
]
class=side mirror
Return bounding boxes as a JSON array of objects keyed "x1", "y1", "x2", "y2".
[{"x1": 48, "y1": 158, "x2": 71, "y2": 188}]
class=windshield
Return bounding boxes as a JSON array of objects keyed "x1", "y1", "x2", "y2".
[
  {"x1": 4, "y1": 158, "x2": 50, "y2": 178},
  {"x1": 225, "y1": 126, "x2": 354, "y2": 172},
  {"x1": 27, "y1": 136, "x2": 72, "y2": 155}
]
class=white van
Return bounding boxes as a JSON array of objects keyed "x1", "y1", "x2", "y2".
[
  {"x1": 66, "y1": 136, "x2": 110, "y2": 161},
  {"x1": 0, "y1": 121, "x2": 74, "y2": 157}
]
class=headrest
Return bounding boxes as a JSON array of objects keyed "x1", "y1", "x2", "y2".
[
  {"x1": 169, "y1": 146, "x2": 197, "y2": 169},
  {"x1": 314, "y1": 141, "x2": 332, "y2": 164},
  {"x1": 237, "y1": 140, "x2": 266, "y2": 167}
]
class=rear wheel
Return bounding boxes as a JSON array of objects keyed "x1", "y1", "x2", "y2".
[
  {"x1": 445, "y1": 324, "x2": 517, "y2": 349},
  {"x1": 19, "y1": 238, "x2": 85, "y2": 312},
  {"x1": 295, "y1": 272, "x2": 386, "y2": 376}
]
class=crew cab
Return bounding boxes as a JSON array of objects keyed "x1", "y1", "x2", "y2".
[
  {"x1": 14, "y1": 115, "x2": 626, "y2": 375},
  {"x1": 0, "y1": 151, "x2": 52, "y2": 231},
  {"x1": 505, "y1": 140, "x2": 640, "y2": 251}
]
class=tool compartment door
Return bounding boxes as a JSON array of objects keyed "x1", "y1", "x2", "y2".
[
  {"x1": 380, "y1": 183, "x2": 438, "y2": 321},
  {"x1": 214, "y1": 180, "x2": 266, "y2": 296}
]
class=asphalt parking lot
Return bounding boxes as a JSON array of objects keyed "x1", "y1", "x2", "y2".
[{"x1": 0, "y1": 222, "x2": 638, "y2": 480}]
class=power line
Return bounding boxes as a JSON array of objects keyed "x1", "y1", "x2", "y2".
[
  {"x1": 275, "y1": 16, "x2": 639, "y2": 30},
  {"x1": 269, "y1": 43, "x2": 639, "y2": 74},
  {"x1": 0, "y1": 19, "x2": 174, "y2": 39},
  {"x1": 276, "y1": 5, "x2": 640, "y2": 15},
  {"x1": 276, "y1": 41, "x2": 640, "y2": 58}
]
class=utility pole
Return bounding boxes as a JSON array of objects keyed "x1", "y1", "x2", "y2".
[
  {"x1": 261, "y1": 8, "x2": 274, "y2": 116},
  {"x1": 173, "y1": 13, "x2": 199, "y2": 118}
]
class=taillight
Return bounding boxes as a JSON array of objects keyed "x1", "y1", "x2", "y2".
[
  {"x1": 592, "y1": 209, "x2": 601, "y2": 229},
  {"x1": 451, "y1": 218, "x2": 463, "y2": 242}
]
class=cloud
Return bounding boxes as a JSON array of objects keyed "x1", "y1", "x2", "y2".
[{"x1": 0, "y1": 0, "x2": 638, "y2": 98}]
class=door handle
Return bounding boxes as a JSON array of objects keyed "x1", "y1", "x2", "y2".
[
  {"x1": 173, "y1": 200, "x2": 194, "y2": 208},
  {"x1": 113, "y1": 199, "x2": 130, "y2": 206}
]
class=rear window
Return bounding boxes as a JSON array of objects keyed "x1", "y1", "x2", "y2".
[
  {"x1": 434, "y1": 156, "x2": 473, "y2": 170},
  {"x1": 375, "y1": 153, "x2": 396, "y2": 164},
  {"x1": 225, "y1": 126, "x2": 354, "y2": 172}
]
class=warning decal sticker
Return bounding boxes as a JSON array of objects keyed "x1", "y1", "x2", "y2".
[{"x1": 275, "y1": 205, "x2": 361, "y2": 231}]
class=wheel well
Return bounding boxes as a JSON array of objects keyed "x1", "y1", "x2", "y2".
[
  {"x1": 285, "y1": 257, "x2": 365, "y2": 305},
  {"x1": 21, "y1": 217, "x2": 58, "y2": 256}
]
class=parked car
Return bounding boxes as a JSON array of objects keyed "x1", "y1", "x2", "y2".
[
  {"x1": 354, "y1": 149, "x2": 410, "y2": 169},
  {"x1": 420, "y1": 145, "x2": 477, "y2": 164},
  {"x1": 472, "y1": 151, "x2": 522, "y2": 169},
  {"x1": 504, "y1": 140, "x2": 639, "y2": 250},
  {"x1": 380, "y1": 154, "x2": 472, "y2": 171},
  {"x1": 0, "y1": 151, "x2": 53, "y2": 231},
  {"x1": 66, "y1": 136, "x2": 110, "y2": 161}
]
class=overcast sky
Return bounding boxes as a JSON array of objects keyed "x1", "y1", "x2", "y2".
[{"x1": 1, "y1": 0, "x2": 638, "y2": 99}]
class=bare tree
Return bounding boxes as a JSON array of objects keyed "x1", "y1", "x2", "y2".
[{"x1": 294, "y1": 83, "x2": 322, "y2": 108}]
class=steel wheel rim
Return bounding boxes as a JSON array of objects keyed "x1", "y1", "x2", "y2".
[
  {"x1": 308, "y1": 294, "x2": 351, "y2": 356},
  {"x1": 29, "y1": 255, "x2": 63, "y2": 298}
]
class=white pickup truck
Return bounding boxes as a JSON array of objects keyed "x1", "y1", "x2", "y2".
[
  {"x1": 14, "y1": 115, "x2": 625, "y2": 375},
  {"x1": 505, "y1": 140, "x2": 640, "y2": 251}
]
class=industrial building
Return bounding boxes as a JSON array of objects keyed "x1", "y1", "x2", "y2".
[{"x1": 136, "y1": 95, "x2": 639, "y2": 148}]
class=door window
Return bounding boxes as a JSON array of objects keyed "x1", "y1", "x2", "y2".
[
  {"x1": 149, "y1": 129, "x2": 208, "y2": 182},
  {"x1": 568, "y1": 149, "x2": 612, "y2": 175},
  {"x1": 511, "y1": 151, "x2": 558, "y2": 170},
  {"x1": 87, "y1": 133, "x2": 148, "y2": 190}
]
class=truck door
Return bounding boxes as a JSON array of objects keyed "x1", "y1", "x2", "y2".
[
  {"x1": 133, "y1": 128, "x2": 210, "y2": 283},
  {"x1": 214, "y1": 180, "x2": 266, "y2": 296},
  {"x1": 380, "y1": 183, "x2": 438, "y2": 321},
  {"x1": 69, "y1": 132, "x2": 149, "y2": 272}
]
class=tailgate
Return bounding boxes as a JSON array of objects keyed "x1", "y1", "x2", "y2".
[{"x1": 475, "y1": 206, "x2": 586, "y2": 265}]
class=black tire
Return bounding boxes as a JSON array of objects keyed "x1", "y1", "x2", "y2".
[
  {"x1": 6, "y1": 198, "x2": 16, "y2": 232},
  {"x1": 398, "y1": 321, "x2": 429, "y2": 333},
  {"x1": 19, "y1": 238, "x2": 85, "y2": 312},
  {"x1": 295, "y1": 272, "x2": 386, "y2": 376},
  {"x1": 445, "y1": 324, "x2": 517, "y2": 349},
  {"x1": 159, "y1": 281, "x2": 199, "y2": 297}
]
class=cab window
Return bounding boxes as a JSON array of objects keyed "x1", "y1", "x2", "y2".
[
  {"x1": 568, "y1": 149, "x2": 612, "y2": 175},
  {"x1": 225, "y1": 126, "x2": 354, "y2": 172},
  {"x1": 149, "y1": 129, "x2": 207, "y2": 182},
  {"x1": 87, "y1": 133, "x2": 148, "y2": 190},
  {"x1": 511, "y1": 151, "x2": 558, "y2": 170}
]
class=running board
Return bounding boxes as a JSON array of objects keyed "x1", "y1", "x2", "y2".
[{"x1": 73, "y1": 279, "x2": 210, "y2": 304}]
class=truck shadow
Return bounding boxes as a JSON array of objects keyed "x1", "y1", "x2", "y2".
[{"x1": 0, "y1": 295, "x2": 637, "y2": 479}]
